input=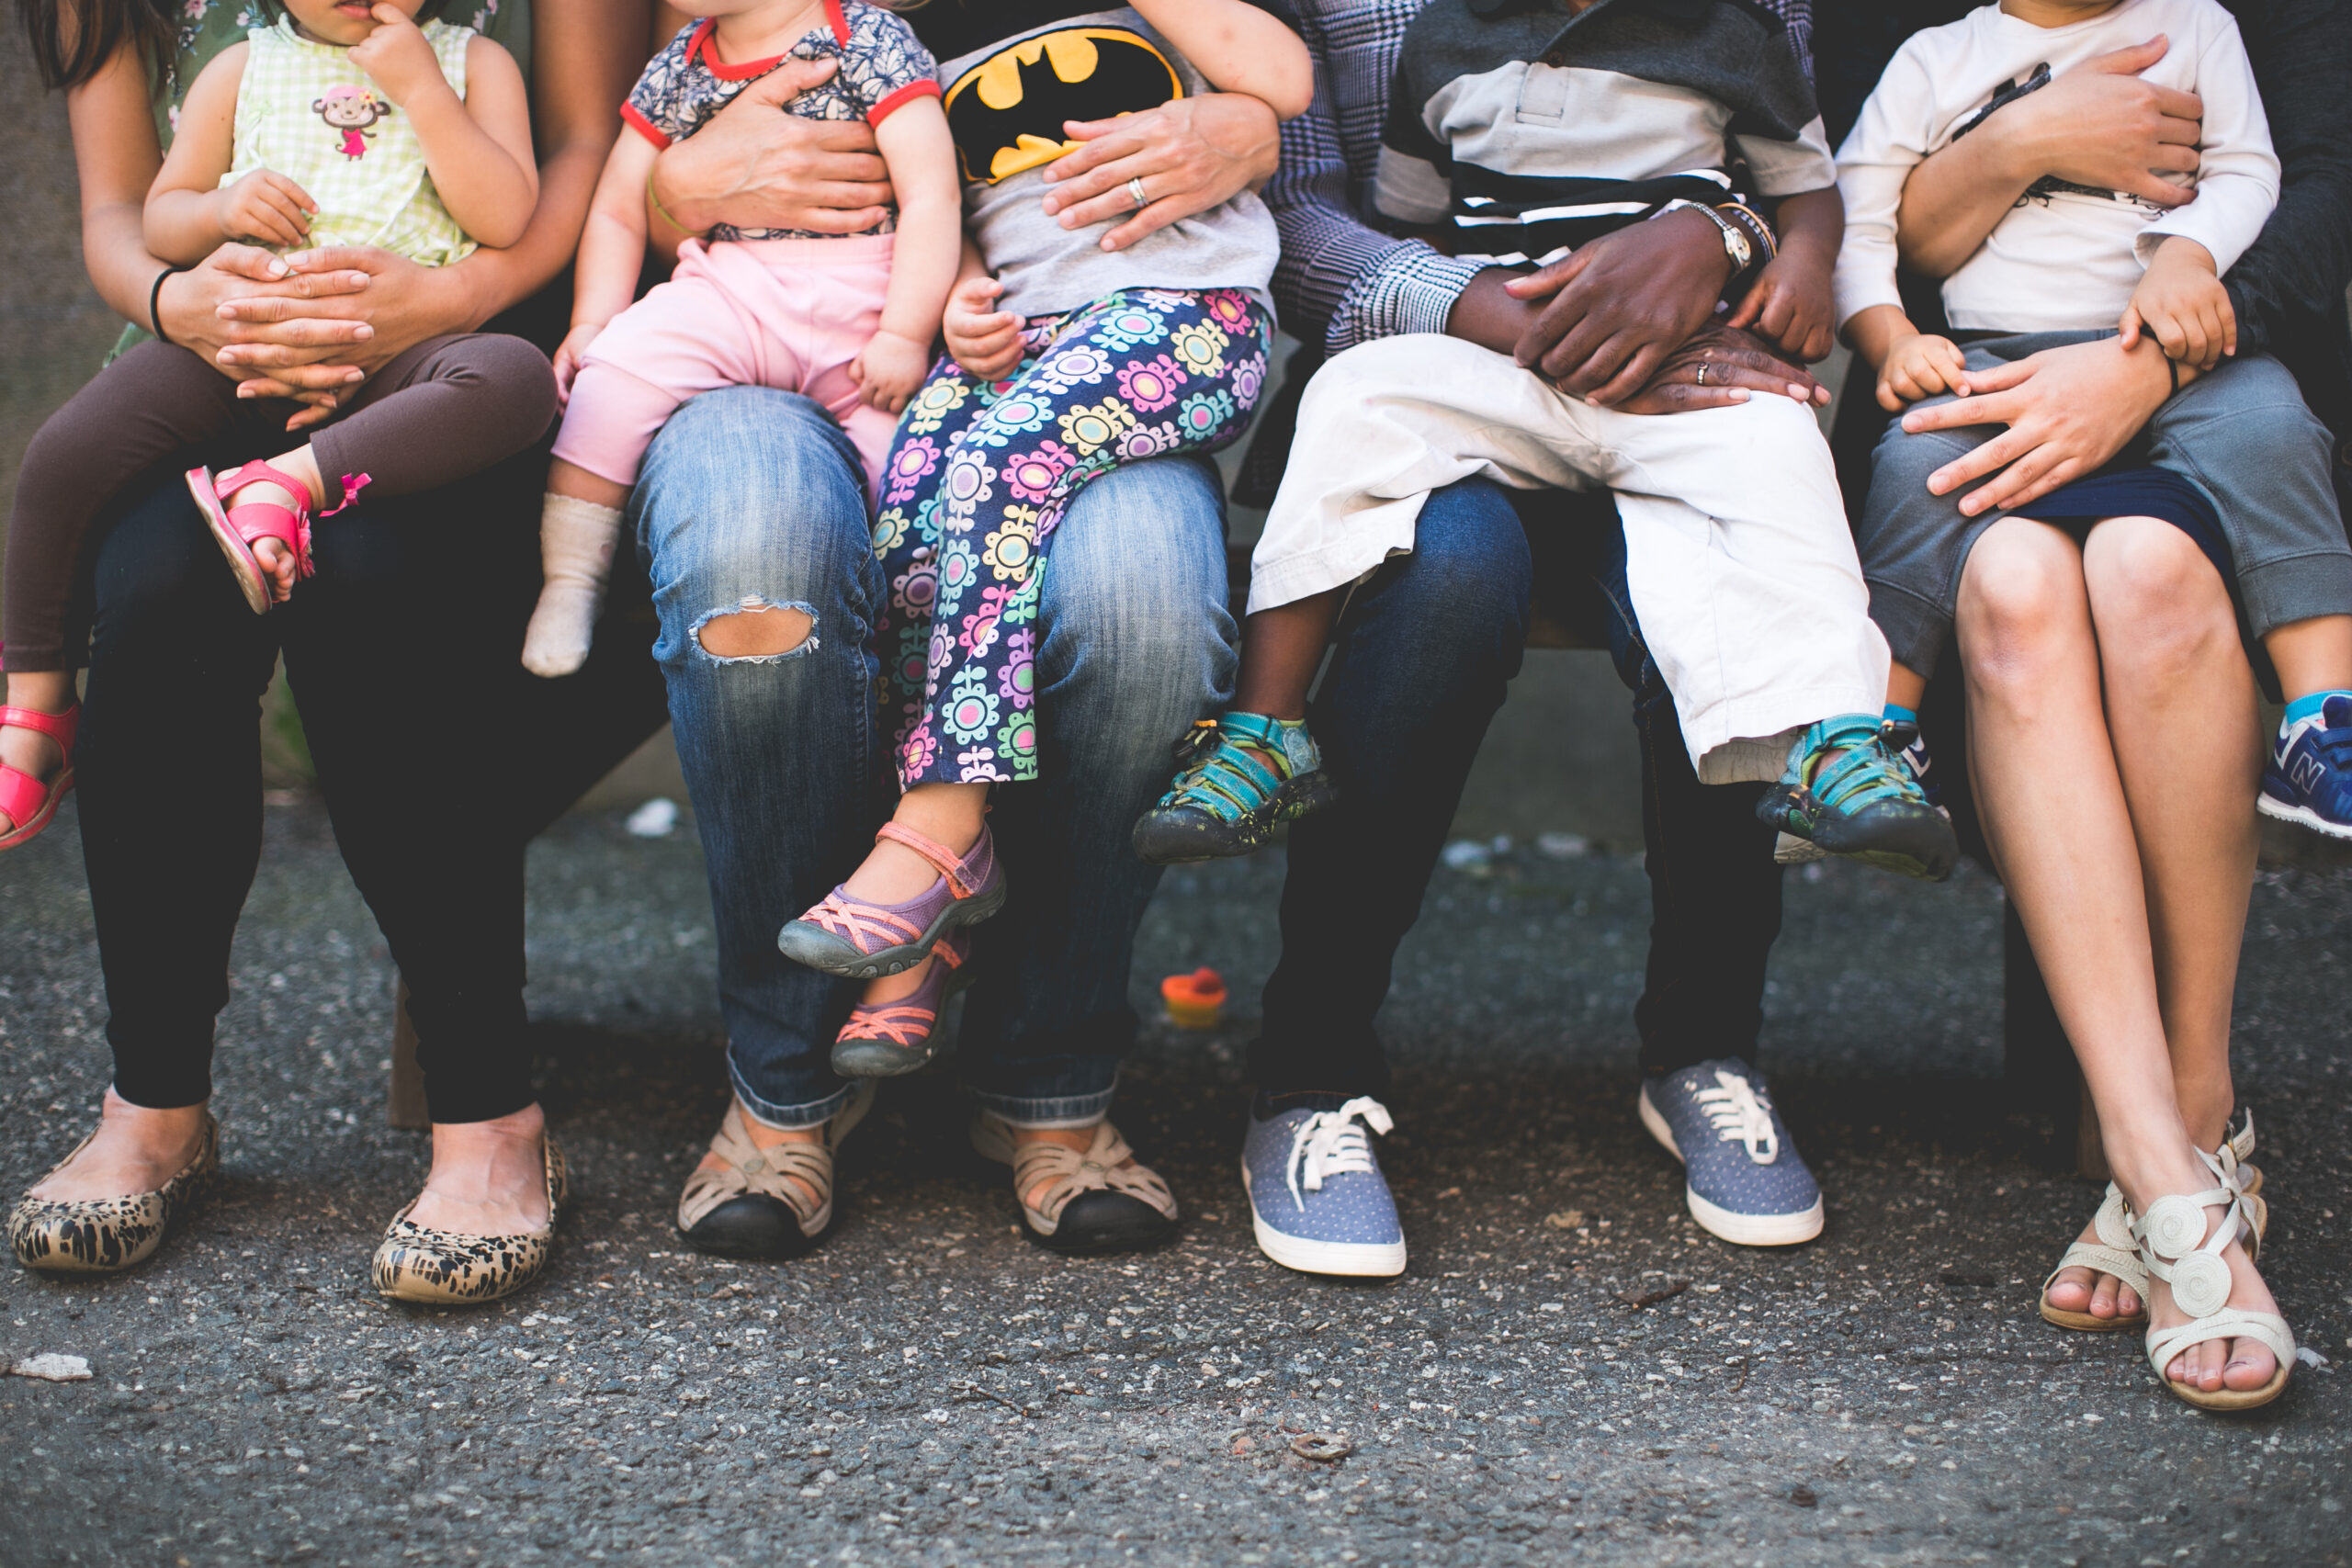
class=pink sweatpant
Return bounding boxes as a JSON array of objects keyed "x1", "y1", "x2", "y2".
[{"x1": 552, "y1": 232, "x2": 899, "y2": 499}]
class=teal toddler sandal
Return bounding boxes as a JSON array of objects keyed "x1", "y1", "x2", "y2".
[
  {"x1": 1132, "y1": 713, "x2": 1339, "y2": 864},
  {"x1": 1756, "y1": 714, "x2": 1958, "y2": 882}
]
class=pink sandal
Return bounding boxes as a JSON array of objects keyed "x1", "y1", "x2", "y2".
[
  {"x1": 185, "y1": 460, "x2": 319, "y2": 615},
  {"x1": 831, "y1": 929, "x2": 978, "y2": 1077},
  {"x1": 0, "y1": 704, "x2": 79, "y2": 852}
]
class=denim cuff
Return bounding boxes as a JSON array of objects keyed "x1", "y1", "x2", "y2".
[
  {"x1": 967, "y1": 1076, "x2": 1119, "y2": 1130},
  {"x1": 729, "y1": 1061, "x2": 854, "y2": 1132}
]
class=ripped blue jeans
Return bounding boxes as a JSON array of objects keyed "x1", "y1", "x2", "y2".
[{"x1": 634, "y1": 388, "x2": 1235, "y2": 1128}]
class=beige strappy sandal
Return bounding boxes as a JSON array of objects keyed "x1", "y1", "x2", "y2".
[
  {"x1": 676, "y1": 1085, "x2": 874, "y2": 1259},
  {"x1": 2039, "y1": 1114, "x2": 2266, "y2": 1333},
  {"x1": 2135, "y1": 1145, "x2": 2295, "y2": 1413},
  {"x1": 971, "y1": 1110, "x2": 1179, "y2": 1255}
]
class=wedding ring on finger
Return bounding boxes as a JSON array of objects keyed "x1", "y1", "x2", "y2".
[{"x1": 1127, "y1": 176, "x2": 1149, "y2": 209}]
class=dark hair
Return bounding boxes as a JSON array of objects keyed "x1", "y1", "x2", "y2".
[{"x1": 16, "y1": 0, "x2": 174, "y2": 90}]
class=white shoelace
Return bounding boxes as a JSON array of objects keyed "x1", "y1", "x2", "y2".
[
  {"x1": 1693, "y1": 1070, "x2": 1779, "y2": 1164},
  {"x1": 1285, "y1": 1096, "x2": 1394, "y2": 1212}
]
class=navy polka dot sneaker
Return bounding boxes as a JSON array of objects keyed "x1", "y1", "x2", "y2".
[
  {"x1": 1241, "y1": 1093, "x2": 1407, "y2": 1277},
  {"x1": 1637, "y1": 1060, "x2": 1823, "y2": 1247}
]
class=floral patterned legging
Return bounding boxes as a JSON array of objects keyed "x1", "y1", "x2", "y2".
[{"x1": 872, "y1": 287, "x2": 1273, "y2": 789}]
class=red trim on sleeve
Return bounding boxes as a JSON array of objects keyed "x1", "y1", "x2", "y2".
[
  {"x1": 867, "y1": 77, "x2": 942, "y2": 128},
  {"x1": 619, "y1": 100, "x2": 671, "y2": 150},
  {"x1": 692, "y1": 17, "x2": 788, "y2": 80},
  {"x1": 825, "y1": 0, "x2": 850, "y2": 46}
]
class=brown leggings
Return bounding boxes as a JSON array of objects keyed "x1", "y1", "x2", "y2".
[{"x1": 2, "y1": 333, "x2": 557, "y2": 671}]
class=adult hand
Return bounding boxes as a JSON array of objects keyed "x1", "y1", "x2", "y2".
[
  {"x1": 650, "y1": 56, "x2": 892, "y2": 238},
  {"x1": 1037, "y1": 93, "x2": 1281, "y2": 253},
  {"x1": 214, "y1": 246, "x2": 474, "y2": 426},
  {"x1": 1500, "y1": 208, "x2": 1736, "y2": 402},
  {"x1": 1997, "y1": 39, "x2": 2203, "y2": 207},
  {"x1": 155, "y1": 243, "x2": 374, "y2": 413},
  {"x1": 1613, "y1": 322, "x2": 1829, "y2": 415},
  {"x1": 1898, "y1": 334, "x2": 2175, "y2": 516}
]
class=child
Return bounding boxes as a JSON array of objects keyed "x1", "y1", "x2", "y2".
[
  {"x1": 0, "y1": 0, "x2": 552, "y2": 852},
  {"x1": 1130, "y1": 0, "x2": 1957, "y2": 884},
  {"x1": 774, "y1": 2, "x2": 1313, "y2": 1073},
  {"x1": 517, "y1": 0, "x2": 962, "y2": 678},
  {"x1": 1835, "y1": 0, "x2": 2352, "y2": 838}
]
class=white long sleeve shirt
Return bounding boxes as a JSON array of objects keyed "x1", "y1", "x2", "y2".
[{"x1": 1832, "y1": 0, "x2": 2278, "y2": 335}]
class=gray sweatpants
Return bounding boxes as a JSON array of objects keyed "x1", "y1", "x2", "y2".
[{"x1": 1855, "y1": 329, "x2": 2352, "y2": 677}]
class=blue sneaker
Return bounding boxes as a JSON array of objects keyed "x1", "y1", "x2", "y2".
[
  {"x1": 2259, "y1": 694, "x2": 2352, "y2": 840},
  {"x1": 1241, "y1": 1094, "x2": 1406, "y2": 1277},
  {"x1": 1638, "y1": 1060, "x2": 1823, "y2": 1246}
]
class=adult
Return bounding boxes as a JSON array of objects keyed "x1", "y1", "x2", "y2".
[
  {"x1": 1237, "y1": 0, "x2": 1841, "y2": 1275},
  {"x1": 1833, "y1": 0, "x2": 2348, "y2": 1401},
  {"x1": 6, "y1": 0, "x2": 670, "y2": 1302},
  {"x1": 634, "y1": 0, "x2": 1286, "y2": 1260}
]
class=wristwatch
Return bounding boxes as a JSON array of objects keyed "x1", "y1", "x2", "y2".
[{"x1": 1655, "y1": 198, "x2": 1753, "y2": 277}]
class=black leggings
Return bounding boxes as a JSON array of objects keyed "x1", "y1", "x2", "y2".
[{"x1": 77, "y1": 370, "x2": 666, "y2": 1123}]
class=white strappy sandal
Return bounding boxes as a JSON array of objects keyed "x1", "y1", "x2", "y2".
[
  {"x1": 2133, "y1": 1144, "x2": 2295, "y2": 1413},
  {"x1": 2039, "y1": 1114, "x2": 2266, "y2": 1334}
]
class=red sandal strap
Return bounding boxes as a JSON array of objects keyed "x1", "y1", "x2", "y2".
[
  {"x1": 215, "y1": 461, "x2": 317, "y2": 581},
  {"x1": 874, "y1": 821, "x2": 981, "y2": 898},
  {"x1": 0, "y1": 763, "x2": 53, "y2": 828},
  {"x1": 0, "y1": 705, "x2": 78, "y2": 751}
]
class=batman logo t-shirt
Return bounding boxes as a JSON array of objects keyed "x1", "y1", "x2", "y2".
[{"x1": 915, "y1": 5, "x2": 1287, "y2": 323}]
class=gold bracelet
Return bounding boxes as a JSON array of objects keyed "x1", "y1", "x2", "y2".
[{"x1": 646, "y1": 172, "x2": 704, "y2": 240}]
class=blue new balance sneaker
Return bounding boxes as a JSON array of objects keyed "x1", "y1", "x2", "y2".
[
  {"x1": 1241, "y1": 1094, "x2": 1406, "y2": 1277},
  {"x1": 1638, "y1": 1060, "x2": 1823, "y2": 1246},
  {"x1": 2259, "y1": 694, "x2": 2352, "y2": 840}
]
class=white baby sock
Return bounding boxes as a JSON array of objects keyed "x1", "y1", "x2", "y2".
[{"x1": 522, "y1": 493, "x2": 625, "y2": 678}]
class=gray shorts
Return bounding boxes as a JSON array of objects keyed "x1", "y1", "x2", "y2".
[{"x1": 1854, "y1": 329, "x2": 2352, "y2": 677}]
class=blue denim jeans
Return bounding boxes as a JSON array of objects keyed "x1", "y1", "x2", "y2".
[
  {"x1": 636, "y1": 389, "x2": 1232, "y2": 1129},
  {"x1": 1250, "y1": 476, "x2": 1784, "y2": 1100}
]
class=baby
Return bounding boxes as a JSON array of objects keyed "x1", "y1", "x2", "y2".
[
  {"x1": 518, "y1": 0, "x2": 961, "y2": 678},
  {"x1": 0, "y1": 0, "x2": 553, "y2": 851},
  {"x1": 1132, "y1": 0, "x2": 1956, "y2": 885},
  {"x1": 1837, "y1": 0, "x2": 2352, "y2": 838},
  {"x1": 773, "y1": 1, "x2": 1312, "y2": 1111}
]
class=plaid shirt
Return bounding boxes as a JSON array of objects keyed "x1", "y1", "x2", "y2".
[{"x1": 1270, "y1": 0, "x2": 1815, "y2": 355}]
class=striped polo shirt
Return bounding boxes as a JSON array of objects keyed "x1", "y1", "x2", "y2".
[{"x1": 1377, "y1": 0, "x2": 1835, "y2": 268}]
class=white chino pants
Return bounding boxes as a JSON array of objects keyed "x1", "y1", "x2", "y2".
[{"x1": 1250, "y1": 334, "x2": 1888, "y2": 783}]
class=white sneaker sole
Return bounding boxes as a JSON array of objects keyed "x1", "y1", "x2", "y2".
[
  {"x1": 2256, "y1": 791, "x2": 2352, "y2": 840},
  {"x1": 1637, "y1": 1088, "x2": 1825, "y2": 1247},
  {"x1": 1240, "y1": 1159, "x2": 1407, "y2": 1277}
]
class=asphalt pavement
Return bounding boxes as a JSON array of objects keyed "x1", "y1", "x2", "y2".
[{"x1": 3, "y1": 795, "x2": 2348, "y2": 1567}]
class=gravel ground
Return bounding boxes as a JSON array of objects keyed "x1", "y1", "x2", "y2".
[{"x1": 2, "y1": 796, "x2": 2348, "y2": 1567}]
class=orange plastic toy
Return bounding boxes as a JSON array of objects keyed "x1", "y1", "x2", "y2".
[{"x1": 1160, "y1": 967, "x2": 1227, "y2": 1029}]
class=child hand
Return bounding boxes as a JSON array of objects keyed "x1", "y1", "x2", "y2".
[
  {"x1": 853, "y1": 330, "x2": 933, "y2": 415},
  {"x1": 217, "y1": 170, "x2": 316, "y2": 247},
  {"x1": 349, "y1": 5, "x2": 447, "y2": 107},
  {"x1": 552, "y1": 323, "x2": 604, "y2": 409},
  {"x1": 1724, "y1": 250, "x2": 1836, "y2": 365},
  {"x1": 2121, "y1": 238, "x2": 2235, "y2": 372},
  {"x1": 944, "y1": 275, "x2": 1023, "y2": 381},
  {"x1": 1876, "y1": 331, "x2": 1967, "y2": 412}
]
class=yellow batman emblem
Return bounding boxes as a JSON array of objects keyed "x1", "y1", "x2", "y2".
[{"x1": 944, "y1": 28, "x2": 1183, "y2": 185}]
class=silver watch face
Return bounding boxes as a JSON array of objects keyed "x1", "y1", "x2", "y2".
[{"x1": 1724, "y1": 224, "x2": 1751, "y2": 269}]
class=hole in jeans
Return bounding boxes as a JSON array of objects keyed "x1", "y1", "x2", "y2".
[{"x1": 693, "y1": 600, "x2": 818, "y2": 663}]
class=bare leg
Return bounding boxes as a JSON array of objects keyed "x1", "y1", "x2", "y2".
[
  {"x1": 0, "y1": 669, "x2": 75, "y2": 833},
  {"x1": 1233, "y1": 592, "x2": 1344, "y2": 720},
  {"x1": 1961, "y1": 518, "x2": 2278, "y2": 1393},
  {"x1": 406, "y1": 1102, "x2": 552, "y2": 1235},
  {"x1": 28, "y1": 1087, "x2": 209, "y2": 1201},
  {"x1": 237, "y1": 445, "x2": 326, "y2": 604},
  {"x1": 1885, "y1": 662, "x2": 1928, "y2": 713},
  {"x1": 548, "y1": 457, "x2": 629, "y2": 513},
  {"x1": 2263, "y1": 613, "x2": 2352, "y2": 705}
]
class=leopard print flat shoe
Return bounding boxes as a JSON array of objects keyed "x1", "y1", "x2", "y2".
[
  {"x1": 372, "y1": 1136, "x2": 567, "y2": 1305},
  {"x1": 8, "y1": 1111, "x2": 219, "y2": 1275}
]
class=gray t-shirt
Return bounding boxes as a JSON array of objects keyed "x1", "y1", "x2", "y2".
[{"x1": 935, "y1": 7, "x2": 1280, "y2": 321}]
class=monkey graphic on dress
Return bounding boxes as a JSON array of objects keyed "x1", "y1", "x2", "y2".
[{"x1": 314, "y1": 84, "x2": 386, "y2": 160}]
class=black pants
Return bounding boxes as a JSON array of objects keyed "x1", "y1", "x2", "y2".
[
  {"x1": 76, "y1": 311, "x2": 666, "y2": 1123},
  {"x1": 1250, "y1": 478, "x2": 1783, "y2": 1099}
]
